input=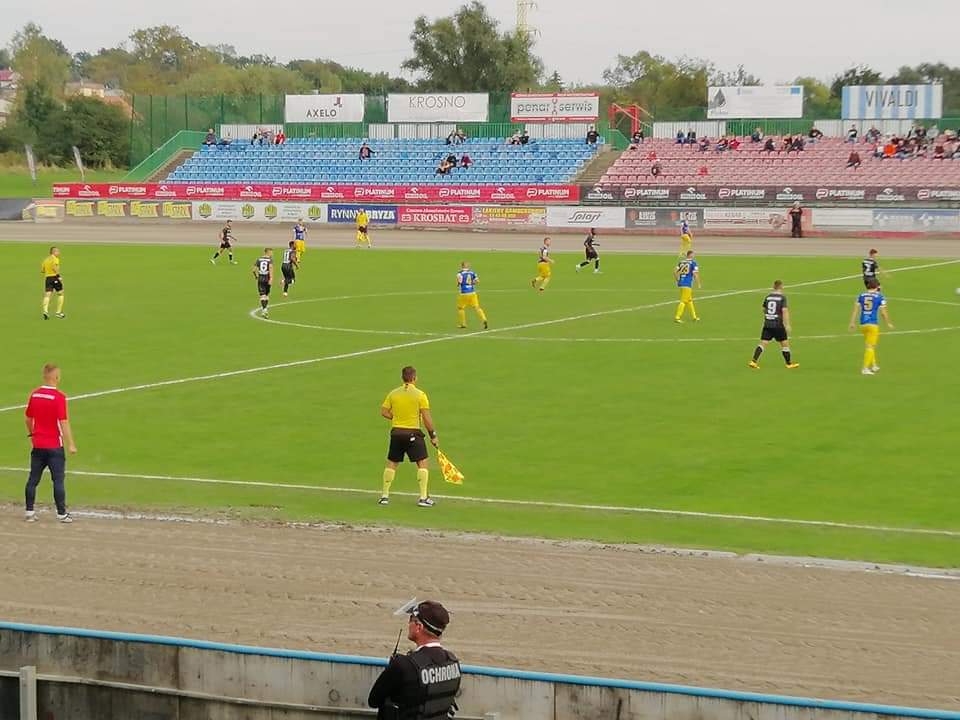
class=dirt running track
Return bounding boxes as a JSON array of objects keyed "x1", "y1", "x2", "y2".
[
  {"x1": 1, "y1": 512, "x2": 958, "y2": 710},
  {"x1": 2, "y1": 222, "x2": 959, "y2": 710}
]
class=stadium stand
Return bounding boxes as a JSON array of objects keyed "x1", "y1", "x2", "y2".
[
  {"x1": 166, "y1": 137, "x2": 602, "y2": 185},
  {"x1": 599, "y1": 136, "x2": 960, "y2": 187}
]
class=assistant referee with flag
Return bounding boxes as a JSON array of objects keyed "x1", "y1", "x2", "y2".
[{"x1": 379, "y1": 366, "x2": 439, "y2": 508}]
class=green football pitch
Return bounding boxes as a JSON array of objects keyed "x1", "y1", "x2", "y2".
[{"x1": 1, "y1": 240, "x2": 958, "y2": 567}]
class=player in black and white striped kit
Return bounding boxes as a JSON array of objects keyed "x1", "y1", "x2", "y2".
[
  {"x1": 862, "y1": 248, "x2": 881, "y2": 289},
  {"x1": 281, "y1": 241, "x2": 299, "y2": 297},
  {"x1": 748, "y1": 280, "x2": 799, "y2": 369},
  {"x1": 252, "y1": 248, "x2": 273, "y2": 317}
]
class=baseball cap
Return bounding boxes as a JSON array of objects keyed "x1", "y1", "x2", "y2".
[{"x1": 411, "y1": 601, "x2": 450, "y2": 636}]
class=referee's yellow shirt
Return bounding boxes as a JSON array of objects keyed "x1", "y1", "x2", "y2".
[
  {"x1": 41, "y1": 255, "x2": 60, "y2": 277},
  {"x1": 382, "y1": 383, "x2": 429, "y2": 429}
]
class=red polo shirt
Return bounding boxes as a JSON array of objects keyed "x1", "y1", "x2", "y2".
[{"x1": 25, "y1": 386, "x2": 68, "y2": 449}]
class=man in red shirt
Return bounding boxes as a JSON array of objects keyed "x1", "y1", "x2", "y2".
[{"x1": 24, "y1": 364, "x2": 77, "y2": 523}]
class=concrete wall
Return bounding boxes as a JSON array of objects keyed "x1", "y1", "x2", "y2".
[{"x1": 2, "y1": 623, "x2": 959, "y2": 720}]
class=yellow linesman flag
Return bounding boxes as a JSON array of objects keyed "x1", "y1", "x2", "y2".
[{"x1": 436, "y1": 449, "x2": 464, "y2": 485}]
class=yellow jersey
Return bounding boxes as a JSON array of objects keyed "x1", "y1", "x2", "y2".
[
  {"x1": 357, "y1": 211, "x2": 369, "y2": 229},
  {"x1": 41, "y1": 255, "x2": 60, "y2": 277},
  {"x1": 382, "y1": 383, "x2": 430, "y2": 429}
]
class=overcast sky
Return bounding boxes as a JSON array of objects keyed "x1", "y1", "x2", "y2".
[{"x1": 6, "y1": 0, "x2": 959, "y2": 86}]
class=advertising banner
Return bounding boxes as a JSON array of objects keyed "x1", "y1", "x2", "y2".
[
  {"x1": 63, "y1": 200, "x2": 193, "y2": 219},
  {"x1": 52, "y1": 183, "x2": 577, "y2": 204},
  {"x1": 873, "y1": 209, "x2": 960, "y2": 232},
  {"x1": 398, "y1": 206, "x2": 473, "y2": 225},
  {"x1": 473, "y1": 206, "x2": 547, "y2": 226},
  {"x1": 327, "y1": 204, "x2": 398, "y2": 224},
  {"x1": 546, "y1": 206, "x2": 626, "y2": 229},
  {"x1": 625, "y1": 208, "x2": 702, "y2": 229},
  {"x1": 510, "y1": 93, "x2": 600, "y2": 123},
  {"x1": 811, "y1": 208, "x2": 874, "y2": 229},
  {"x1": 192, "y1": 202, "x2": 327, "y2": 222},
  {"x1": 707, "y1": 86, "x2": 803, "y2": 119},
  {"x1": 703, "y1": 208, "x2": 789, "y2": 230},
  {"x1": 285, "y1": 94, "x2": 365, "y2": 123},
  {"x1": 841, "y1": 84, "x2": 943, "y2": 120},
  {"x1": 388, "y1": 93, "x2": 488, "y2": 122}
]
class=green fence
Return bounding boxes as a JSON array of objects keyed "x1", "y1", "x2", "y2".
[{"x1": 124, "y1": 130, "x2": 207, "y2": 181}]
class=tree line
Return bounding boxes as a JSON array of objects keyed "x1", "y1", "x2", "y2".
[{"x1": 2, "y1": 0, "x2": 959, "y2": 168}]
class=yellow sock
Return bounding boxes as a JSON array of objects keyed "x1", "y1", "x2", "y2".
[
  {"x1": 688, "y1": 301, "x2": 698, "y2": 320},
  {"x1": 457, "y1": 309, "x2": 466, "y2": 326},
  {"x1": 381, "y1": 468, "x2": 395, "y2": 498},
  {"x1": 417, "y1": 468, "x2": 429, "y2": 500},
  {"x1": 56, "y1": 295, "x2": 64, "y2": 313},
  {"x1": 42, "y1": 296, "x2": 50, "y2": 313},
  {"x1": 864, "y1": 347, "x2": 875, "y2": 368},
  {"x1": 477, "y1": 308, "x2": 487, "y2": 323},
  {"x1": 541, "y1": 276, "x2": 551, "y2": 289},
  {"x1": 675, "y1": 302, "x2": 685, "y2": 320}
]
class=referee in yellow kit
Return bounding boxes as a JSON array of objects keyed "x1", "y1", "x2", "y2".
[
  {"x1": 41, "y1": 246, "x2": 66, "y2": 320},
  {"x1": 379, "y1": 366, "x2": 438, "y2": 508}
]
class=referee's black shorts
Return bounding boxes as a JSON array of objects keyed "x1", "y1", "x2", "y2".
[
  {"x1": 45, "y1": 276, "x2": 63, "y2": 292},
  {"x1": 387, "y1": 429, "x2": 428, "y2": 463},
  {"x1": 760, "y1": 325, "x2": 788, "y2": 342}
]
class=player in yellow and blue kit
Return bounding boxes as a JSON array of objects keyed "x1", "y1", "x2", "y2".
[
  {"x1": 292, "y1": 220, "x2": 307, "y2": 260},
  {"x1": 674, "y1": 250, "x2": 701, "y2": 323},
  {"x1": 531, "y1": 237, "x2": 553, "y2": 292},
  {"x1": 679, "y1": 219, "x2": 693, "y2": 258},
  {"x1": 456, "y1": 261, "x2": 488, "y2": 329},
  {"x1": 848, "y1": 279, "x2": 894, "y2": 375}
]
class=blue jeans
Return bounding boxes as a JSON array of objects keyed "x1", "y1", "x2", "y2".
[{"x1": 26, "y1": 447, "x2": 67, "y2": 514}]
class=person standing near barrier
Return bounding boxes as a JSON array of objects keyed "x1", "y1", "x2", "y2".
[
  {"x1": 368, "y1": 600, "x2": 461, "y2": 720},
  {"x1": 24, "y1": 364, "x2": 76, "y2": 523},
  {"x1": 788, "y1": 202, "x2": 803, "y2": 238}
]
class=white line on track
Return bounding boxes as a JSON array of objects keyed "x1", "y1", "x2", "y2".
[
  {"x1": 1, "y1": 259, "x2": 957, "y2": 414},
  {"x1": 1, "y1": 465, "x2": 957, "y2": 539}
]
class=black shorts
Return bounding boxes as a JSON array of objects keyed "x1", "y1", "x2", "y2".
[
  {"x1": 44, "y1": 276, "x2": 63, "y2": 292},
  {"x1": 220, "y1": 241, "x2": 232, "y2": 250},
  {"x1": 761, "y1": 325, "x2": 788, "y2": 342},
  {"x1": 357, "y1": 225, "x2": 368, "y2": 234},
  {"x1": 585, "y1": 249, "x2": 598, "y2": 260},
  {"x1": 387, "y1": 429, "x2": 428, "y2": 463},
  {"x1": 257, "y1": 280, "x2": 271, "y2": 296},
  {"x1": 282, "y1": 264, "x2": 295, "y2": 281}
]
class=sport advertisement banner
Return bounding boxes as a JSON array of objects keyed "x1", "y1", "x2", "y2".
[
  {"x1": 582, "y1": 185, "x2": 958, "y2": 204},
  {"x1": 810, "y1": 208, "x2": 874, "y2": 229},
  {"x1": 285, "y1": 94, "x2": 365, "y2": 123},
  {"x1": 398, "y1": 206, "x2": 473, "y2": 225},
  {"x1": 64, "y1": 200, "x2": 193, "y2": 219},
  {"x1": 327, "y1": 204, "x2": 398, "y2": 224},
  {"x1": 473, "y1": 206, "x2": 547, "y2": 226},
  {"x1": 707, "y1": 85, "x2": 803, "y2": 119},
  {"x1": 546, "y1": 206, "x2": 626, "y2": 228},
  {"x1": 703, "y1": 208, "x2": 790, "y2": 230},
  {"x1": 510, "y1": 93, "x2": 600, "y2": 123},
  {"x1": 387, "y1": 93, "x2": 488, "y2": 122},
  {"x1": 191, "y1": 202, "x2": 328, "y2": 222},
  {"x1": 625, "y1": 208, "x2": 703, "y2": 229},
  {"x1": 841, "y1": 84, "x2": 943, "y2": 120},
  {"x1": 872, "y1": 209, "x2": 960, "y2": 232},
  {"x1": 52, "y1": 183, "x2": 578, "y2": 204}
]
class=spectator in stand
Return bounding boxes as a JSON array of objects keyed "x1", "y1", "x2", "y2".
[
  {"x1": 698, "y1": 137, "x2": 710, "y2": 152},
  {"x1": 883, "y1": 140, "x2": 896, "y2": 159},
  {"x1": 716, "y1": 136, "x2": 729, "y2": 152},
  {"x1": 763, "y1": 137, "x2": 776, "y2": 152},
  {"x1": 697, "y1": 165, "x2": 709, "y2": 176},
  {"x1": 519, "y1": 129, "x2": 530, "y2": 145},
  {"x1": 446, "y1": 129, "x2": 457, "y2": 145},
  {"x1": 847, "y1": 150, "x2": 862, "y2": 168},
  {"x1": 933, "y1": 143, "x2": 946, "y2": 160},
  {"x1": 867, "y1": 126, "x2": 881, "y2": 144},
  {"x1": 460, "y1": 154, "x2": 473, "y2": 169},
  {"x1": 217, "y1": 132, "x2": 233, "y2": 147},
  {"x1": 507, "y1": 131, "x2": 521, "y2": 145},
  {"x1": 456, "y1": 128, "x2": 468, "y2": 143},
  {"x1": 359, "y1": 142, "x2": 374, "y2": 161},
  {"x1": 445, "y1": 152, "x2": 458, "y2": 168},
  {"x1": 586, "y1": 126, "x2": 600, "y2": 145},
  {"x1": 676, "y1": 130, "x2": 686, "y2": 144},
  {"x1": 791, "y1": 136, "x2": 805, "y2": 152},
  {"x1": 846, "y1": 125, "x2": 858, "y2": 143},
  {"x1": 630, "y1": 130, "x2": 644, "y2": 148},
  {"x1": 651, "y1": 160, "x2": 663, "y2": 177},
  {"x1": 686, "y1": 129, "x2": 697, "y2": 144},
  {"x1": 872, "y1": 142, "x2": 885, "y2": 159},
  {"x1": 729, "y1": 137, "x2": 741, "y2": 151},
  {"x1": 808, "y1": 126, "x2": 824, "y2": 142},
  {"x1": 251, "y1": 129, "x2": 260, "y2": 145},
  {"x1": 204, "y1": 128, "x2": 217, "y2": 145},
  {"x1": 751, "y1": 127, "x2": 763, "y2": 142},
  {"x1": 264, "y1": 129, "x2": 275, "y2": 145},
  {"x1": 274, "y1": 129, "x2": 286, "y2": 145},
  {"x1": 435, "y1": 158, "x2": 453, "y2": 175}
]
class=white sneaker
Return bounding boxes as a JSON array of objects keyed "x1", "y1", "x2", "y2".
[
  {"x1": 871, "y1": 365, "x2": 880, "y2": 373},
  {"x1": 417, "y1": 497, "x2": 435, "y2": 508},
  {"x1": 593, "y1": 269, "x2": 602, "y2": 274},
  {"x1": 57, "y1": 513, "x2": 73, "y2": 523},
  {"x1": 25, "y1": 511, "x2": 37, "y2": 523},
  {"x1": 861, "y1": 368, "x2": 875, "y2": 375},
  {"x1": 575, "y1": 264, "x2": 581, "y2": 272},
  {"x1": 377, "y1": 497, "x2": 389, "y2": 506},
  {"x1": 210, "y1": 258, "x2": 216, "y2": 264}
]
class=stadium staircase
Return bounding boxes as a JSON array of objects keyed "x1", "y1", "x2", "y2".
[
  {"x1": 166, "y1": 137, "x2": 601, "y2": 185},
  {"x1": 575, "y1": 146, "x2": 622, "y2": 185},
  {"x1": 149, "y1": 150, "x2": 194, "y2": 182}
]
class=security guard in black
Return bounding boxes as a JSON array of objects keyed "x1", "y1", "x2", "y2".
[{"x1": 368, "y1": 601, "x2": 461, "y2": 720}]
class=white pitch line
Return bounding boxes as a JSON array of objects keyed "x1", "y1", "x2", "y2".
[
  {"x1": 1, "y1": 465, "x2": 958, "y2": 539},
  {"x1": 1, "y1": 258, "x2": 957, "y2": 414}
]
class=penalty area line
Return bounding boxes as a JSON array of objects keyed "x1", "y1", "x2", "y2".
[{"x1": 0, "y1": 466, "x2": 957, "y2": 539}]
